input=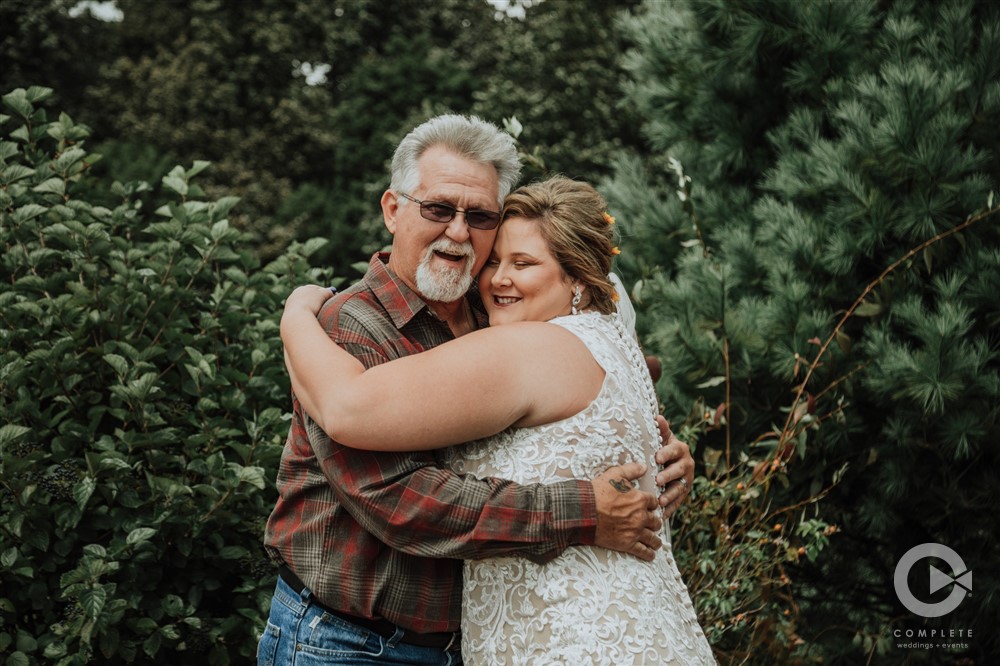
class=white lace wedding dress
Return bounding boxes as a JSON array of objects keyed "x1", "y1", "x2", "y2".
[{"x1": 444, "y1": 312, "x2": 716, "y2": 665}]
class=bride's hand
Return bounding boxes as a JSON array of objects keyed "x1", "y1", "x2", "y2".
[
  {"x1": 281, "y1": 285, "x2": 336, "y2": 398},
  {"x1": 281, "y1": 285, "x2": 336, "y2": 350},
  {"x1": 284, "y1": 285, "x2": 336, "y2": 317}
]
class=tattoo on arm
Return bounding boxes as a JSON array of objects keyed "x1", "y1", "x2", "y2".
[{"x1": 609, "y1": 479, "x2": 632, "y2": 493}]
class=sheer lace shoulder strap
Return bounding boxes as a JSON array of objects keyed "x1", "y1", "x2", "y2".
[{"x1": 547, "y1": 312, "x2": 621, "y2": 370}]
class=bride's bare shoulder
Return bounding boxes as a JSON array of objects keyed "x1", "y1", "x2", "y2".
[{"x1": 463, "y1": 320, "x2": 591, "y2": 357}]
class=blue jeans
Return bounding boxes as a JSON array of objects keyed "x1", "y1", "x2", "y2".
[{"x1": 257, "y1": 575, "x2": 463, "y2": 666}]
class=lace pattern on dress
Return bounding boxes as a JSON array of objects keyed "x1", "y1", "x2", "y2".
[{"x1": 444, "y1": 312, "x2": 716, "y2": 665}]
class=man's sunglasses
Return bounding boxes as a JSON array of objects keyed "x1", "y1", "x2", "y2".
[{"x1": 397, "y1": 192, "x2": 501, "y2": 230}]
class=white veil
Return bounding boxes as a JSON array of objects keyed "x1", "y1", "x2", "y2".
[{"x1": 608, "y1": 273, "x2": 636, "y2": 333}]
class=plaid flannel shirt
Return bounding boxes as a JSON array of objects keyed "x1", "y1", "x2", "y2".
[{"x1": 263, "y1": 253, "x2": 598, "y2": 634}]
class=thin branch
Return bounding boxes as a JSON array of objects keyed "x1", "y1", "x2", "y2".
[{"x1": 778, "y1": 204, "x2": 1000, "y2": 446}]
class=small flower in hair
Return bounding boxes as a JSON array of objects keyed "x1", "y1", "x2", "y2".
[
  {"x1": 603, "y1": 212, "x2": 616, "y2": 225},
  {"x1": 611, "y1": 290, "x2": 620, "y2": 302},
  {"x1": 611, "y1": 246, "x2": 621, "y2": 255}
]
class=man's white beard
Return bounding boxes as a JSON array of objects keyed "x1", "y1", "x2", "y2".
[{"x1": 415, "y1": 239, "x2": 475, "y2": 303}]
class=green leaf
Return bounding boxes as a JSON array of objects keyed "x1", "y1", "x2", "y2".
[
  {"x1": 133, "y1": 618, "x2": 158, "y2": 635},
  {"x1": 15, "y1": 631, "x2": 36, "y2": 653},
  {"x1": 237, "y1": 465, "x2": 266, "y2": 490},
  {"x1": 159, "y1": 624, "x2": 181, "y2": 640},
  {"x1": 9, "y1": 126, "x2": 30, "y2": 143},
  {"x1": 52, "y1": 147, "x2": 87, "y2": 172},
  {"x1": 834, "y1": 329, "x2": 852, "y2": 353},
  {"x1": 126, "y1": 527, "x2": 158, "y2": 546},
  {"x1": 74, "y1": 476, "x2": 97, "y2": 510},
  {"x1": 6, "y1": 651, "x2": 30, "y2": 666},
  {"x1": 42, "y1": 642, "x2": 66, "y2": 659},
  {"x1": 210, "y1": 219, "x2": 229, "y2": 239},
  {"x1": 24, "y1": 86, "x2": 54, "y2": 104},
  {"x1": 2, "y1": 90, "x2": 32, "y2": 118},
  {"x1": 211, "y1": 196, "x2": 241, "y2": 220},
  {"x1": 854, "y1": 301, "x2": 882, "y2": 317},
  {"x1": 32, "y1": 177, "x2": 66, "y2": 196},
  {"x1": 695, "y1": 376, "x2": 726, "y2": 389},
  {"x1": 103, "y1": 354, "x2": 128, "y2": 376},
  {"x1": 97, "y1": 457, "x2": 131, "y2": 472},
  {"x1": 1, "y1": 548, "x2": 18, "y2": 568},
  {"x1": 80, "y1": 586, "x2": 108, "y2": 619},
  {"x1": 161, "y1": 594, "x2": 184, "y2": 617},
  {"x1": 162, "y1": 173, "x2": 188, "y2": 197},
  {"x1": 218, "y1": 546, "x2": 248, "y2": 560},
  {"x1": 186, "y1": 160, "x2": 211, "y2": 178},
  {"x1": 99, "y1": 628, "x2": 119, "y2": 659},
  {"x1": 301, "y1": 236, "x2": 329, "y2": 257},
  {"x1": 0, "y1": 425, "x2": 31, "y2": 450},
  {"x1": 0, "y1": 164, "x2": 35, "y2": 186},
  {"x1": 0, "y1": 140, "x2": 19, "y2": 160},
  {"x1": 143, "y1": 631, "x2": 162, "y2": 659},
  {"x1": 11, "y1": 204, "x2": 47, "y2": 224},
  {"x1": 20, "y1": 529, "x2": 48, "y2": 553}
]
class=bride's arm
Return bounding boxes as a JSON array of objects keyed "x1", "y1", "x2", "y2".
[{"x1": 280, "y1": 286, "x2": 602, "y2": 452}]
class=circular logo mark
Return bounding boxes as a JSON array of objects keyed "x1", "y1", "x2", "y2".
[{"x1": 894, "y1": 543, "x2": 972, "y2": 618}]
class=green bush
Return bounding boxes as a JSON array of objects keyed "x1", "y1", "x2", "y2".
[{"x1": 0, "y1": 87, "x2": 331, "y2": 665}]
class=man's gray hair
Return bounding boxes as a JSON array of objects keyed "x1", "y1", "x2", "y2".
[{"x1": 390, "y1": 115, "x2": 522, "y2": 207}]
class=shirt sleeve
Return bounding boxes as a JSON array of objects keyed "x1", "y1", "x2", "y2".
[
  {"x1": 299, "y1": 305, "x2": 598, "y2": 560},
  {"x1": 306, "y1": 413, "x2": 596, "y2": 561}
]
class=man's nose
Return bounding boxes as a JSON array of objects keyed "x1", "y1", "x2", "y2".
[{"x1": 444, "y1": 213, "x2": 471, "y2": 243}]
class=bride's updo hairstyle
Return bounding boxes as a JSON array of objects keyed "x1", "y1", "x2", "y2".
[{"x1": 501, "y1": 176, "x2": 618, "y2": 315}]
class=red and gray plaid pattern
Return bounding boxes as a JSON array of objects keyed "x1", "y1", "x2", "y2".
[{"x1": 264, "y1": 253, "x2": 597, "y2": 633}]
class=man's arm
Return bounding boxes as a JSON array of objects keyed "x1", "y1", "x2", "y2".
[
  {"x1": 306, "y1": 411, "x2": 661, "y2": 562},
  {"x1": 298, "y1": 298, "x2": 661, "y2": 562}
]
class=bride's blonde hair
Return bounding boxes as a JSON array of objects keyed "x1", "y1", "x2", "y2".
[{"x1": 501, "y1": 176, "x2": 618, "y2": 314}]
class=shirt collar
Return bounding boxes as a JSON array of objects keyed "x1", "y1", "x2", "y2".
[{"x1": 366, "y1": 252, "x2": 488, "y2": 331}]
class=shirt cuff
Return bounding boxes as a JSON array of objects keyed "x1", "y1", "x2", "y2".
[{"x1": 548, "y1": 479, "x2": 598, "y2": 547}]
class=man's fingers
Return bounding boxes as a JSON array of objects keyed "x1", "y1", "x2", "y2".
[
  {"x1": 662, "y1": 497, "x2": 683, "y2": 518},
  {"x1": 647, "y1": 510, "x2": 664, "y2": 533},
  {"x1": 660, "y1": 491, "x2": 684, "y2": 517},
  {"x1": 631, "y1": 534, "x2": 661, "y2": 562},
  {"x1": 658, "y1": 478, "x2": 690, "y2": 510},
  {"x1": 612, "y1": 461, "x2": 647, "y2": 482}
]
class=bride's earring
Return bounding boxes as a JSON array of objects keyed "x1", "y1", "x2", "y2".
[{"x1": 571, "y1": 285, "x2": 582, "y2": 315}]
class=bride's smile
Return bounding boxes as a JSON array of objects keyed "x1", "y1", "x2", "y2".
[{"x1": 480, "y1": 216, "x2": 578, "y2": 326}]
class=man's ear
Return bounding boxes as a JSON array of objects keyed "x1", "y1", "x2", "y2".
[{"x1": 381, "y1": 190, "x2": 399, "y2": 235}]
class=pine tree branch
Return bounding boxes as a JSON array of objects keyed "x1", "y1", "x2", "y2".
[{"x1": 777, "y1": 203, "x2": 1000, "y2": 452}]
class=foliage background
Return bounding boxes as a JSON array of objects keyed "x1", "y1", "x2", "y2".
[{"x1": 2, "y1": 0, "x2": 998, "y2": 664}]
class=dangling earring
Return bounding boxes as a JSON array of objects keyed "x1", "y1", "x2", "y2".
[{"x1": 571, "y1": 285, "x2": 582, "y2": 315}]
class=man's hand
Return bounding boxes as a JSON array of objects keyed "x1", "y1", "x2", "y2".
[
  {"x1": 653, "y1": 416, "x2": 694, "y2": 517},
  {"x1": 593, "y1": 462, "x2": 662, "y2": 562}
]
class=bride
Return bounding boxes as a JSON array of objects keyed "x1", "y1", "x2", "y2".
[{"x1": 281, "y1": 176, "x2": 715, "y2": 665}]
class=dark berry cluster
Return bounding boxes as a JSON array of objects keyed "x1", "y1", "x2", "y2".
[
  {"x1": 11, "y1": 439, "x2": 40, "y2": 458},
  {"x1": 62, "y1": 601, "x2": 84, "y2": 624},
  {"x1": 241, "y1": 556, "x2": 273, "y2": 579},
  {"x1": 40, "y1": 462, "x2": 81, "y2": 502}
]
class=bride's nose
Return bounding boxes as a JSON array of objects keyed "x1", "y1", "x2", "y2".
[{"x1": 491, "y1": 267, "x2": 512, "y2": 287}]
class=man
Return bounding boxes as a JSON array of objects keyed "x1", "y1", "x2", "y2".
[{"x1": 260, "y1": 115, "x2": 694, "y2": 665}]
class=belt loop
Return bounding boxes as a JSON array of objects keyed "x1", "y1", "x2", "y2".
[
  {"x1": 298, "y1": 584, "x2": 312, "y2": 605},
  {"x1": 385, "y1": 626, "x2": 404, "y2": 649}
]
